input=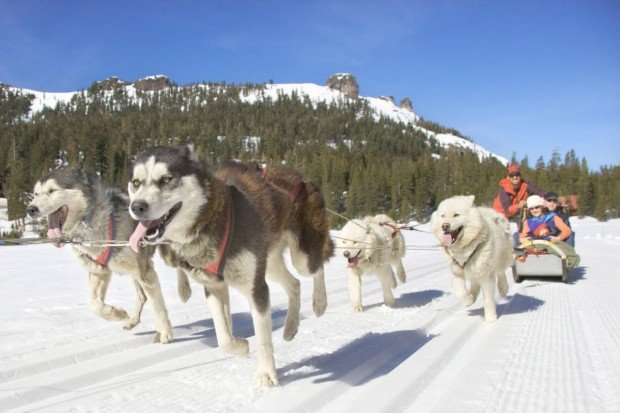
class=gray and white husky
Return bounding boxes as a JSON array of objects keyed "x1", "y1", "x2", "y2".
[
  {"x1": 27, "y1": 168, "x2": 190, "y2": 342},
  {"x1": 127, "y1": 145, "x2": 332, "y2": 386}
]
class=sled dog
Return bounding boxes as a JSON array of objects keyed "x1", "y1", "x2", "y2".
[
  {"x1": 128, "y1": 145, "x2": 324, "y2": 386},
  {"x1": 431, "y1": 195, "x2": 512, "y2": 323},
  {"x1": 337, "y1": 214, "x2": 406, "y2": 312},
  {"x1": 27, "y1": 168, "x2": 190, "y2": 342},
  {"x1": 222, "y1": 160, "x2": 334, "y2": 317}
]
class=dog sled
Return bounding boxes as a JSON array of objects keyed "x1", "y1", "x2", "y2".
[{"x1": 512, "y1": 240, "x2": 580, "y2": 283}]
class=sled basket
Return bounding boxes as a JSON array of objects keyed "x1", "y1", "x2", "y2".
[{"x1": 512, "y1": 240, "x2": 574, "y2": 283}]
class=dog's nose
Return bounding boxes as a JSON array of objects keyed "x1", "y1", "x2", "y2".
[
  {"x1": 343, "y1": 250, "x2": 350, "y2": 258},
  {"x1": 26, "y1": 205, "x2": 39, "y2": 218},
  {"x1": 130, "y1": 201, "x2": 149, "y2": 216},
  {"x1": 441, "y1": 223, "x2": 450, "y2": 231}
]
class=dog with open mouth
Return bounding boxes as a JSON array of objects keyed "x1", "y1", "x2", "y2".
[
  {"x1": 431, "y1": 195, "x2": 513, "y2": 323},
  {"x1": 336, "y1": 214, "x2": 407, "y2": 313},
  {"x1": 127, "y1": 144, "x2": 315, "y2": 386},
  {"x1": 27, "y1": 168, "x2": 190, "y2": 342}
]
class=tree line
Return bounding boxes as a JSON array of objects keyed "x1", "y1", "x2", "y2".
[{"x1": 0, "y1": 83, "x2": 618, "y2": 227}]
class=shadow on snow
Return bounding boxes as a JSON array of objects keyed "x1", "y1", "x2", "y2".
[{"x1": 278, "y1": 329, "x2": 435, "y2": 386}]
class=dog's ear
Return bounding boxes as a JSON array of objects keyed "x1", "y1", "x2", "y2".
[
  {"x1": 180, "y1": 143, "x2": 200, "y2": 163},
  {"x1": 466, "y1": 195, "x2": 475, "y2": 206}
]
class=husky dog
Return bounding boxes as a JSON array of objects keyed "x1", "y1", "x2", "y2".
[
  {"x1": 337, "y1": 214, "x2": 407, "y2": 313},
  {"x1": 128, "y1": 145, "x2": 315, "y2": 386},
  {"x1": 26, "y1": 168, "x2": 189, "y2": 343},
  {"x1": 222, "y1": 161, "x2": 334, "y2": 317},
  {"x1": 431, "y1": 195, "x2": 512, "y2": 323}
]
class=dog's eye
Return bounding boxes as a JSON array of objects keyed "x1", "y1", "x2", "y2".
[
  {"x1": 132, "y1": 179, "x2": 141, "y2": 187},
  {"x1": 160, "y1": 176, "x2": 172, "y2": 185},
  {"x1": 49, "y1": 188, "x2": 56, "y2": 194},
  {"x1": 453, "y1": 213, "x2": 460, "y2": 217}
]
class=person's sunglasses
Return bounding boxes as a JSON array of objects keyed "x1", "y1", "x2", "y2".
[
  {"x1": 546, "y1": 198, "x2": 558, "y2": 203},
  {"x1": 509, "y1": 173, "x2": 521, "y2": 178},
  {"x1": 529, "y1": 206, "x2": 542, "y2": 211}
]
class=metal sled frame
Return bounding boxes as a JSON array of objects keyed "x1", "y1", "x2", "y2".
[{"x1": 512, "y1": 240, "x2": 569, "y2": 283}]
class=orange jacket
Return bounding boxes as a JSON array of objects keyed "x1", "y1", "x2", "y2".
[{"x1": 492, "y1": 178, "x2": 545, "y2": 218}]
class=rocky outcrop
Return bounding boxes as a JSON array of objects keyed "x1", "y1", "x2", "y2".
[
  {"x1": 380, "y1": 96, "x2": 395, "y2": 103},
  {"x1": 0, "y1": 82, "x2": 10, "y2": 90},
  {"x1": 91, "y1": 77, "x2": 130, "y2": 92},
  {"x1": 326, "y1": 73, "x2": 359, "y2": 99},
  {"x1": 134, "y1": 75, "x2": 171, "y2": 92},
  {"x1": 399, "y1": 98, "x2": 414, "y2": 113}
]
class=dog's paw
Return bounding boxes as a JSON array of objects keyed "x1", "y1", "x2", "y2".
[
  {"x1": 123, "y1": 317, "x2": 140, "y2": 330},
  {"x1": 384, "y1": 297, "x2": 396, "y2": 308},
  {"x1": 254, "y1": 371, "x2": 279, "y2": 387},
  {"x1": 462, "y1": 293, "x2": 475, "y2": 306},
  {"x1": 222, "y1": 338, "x2": 249, "y2": 356},
  {"x1": 485, "y1": 313, "x2": 498, "y2": 323},
  {"x1": 283, "y1": 316, "x2": 299, "y2": 342},
  {"x1": 154, "y1": 328, "x2": 173, "y2": 344},
  {"x1": 313, "y1": 292, "x2": 327, "y2": 317},
  {"x1": 111, "y1": 307, "x2": 129, "y2": 321},
  {"x1": 352, "y1": 304, "x2": 363, "y2": 313}
]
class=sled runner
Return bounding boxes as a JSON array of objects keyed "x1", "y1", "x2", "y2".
[{"x1": 512, "y1": 240, "x2": 579, "y2": 283}]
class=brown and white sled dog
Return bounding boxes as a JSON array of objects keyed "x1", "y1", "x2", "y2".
[
  {"x1": 336, "y1": 214, "x2": 407, "y2": 313},
  {"x1": 26, "y1": 168, "x2": 190, "y2": 343},
  {"x1": 222, "y1": 160, "x2": 334, "y2": 317},
  {"x1": 431, "y1": 195, "x2": 512, "y2": 323},
  {"x1": 127, "y1": 145, "x2": 330, "y2": 386}
]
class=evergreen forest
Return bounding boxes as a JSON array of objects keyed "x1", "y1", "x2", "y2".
[{"x1": 1, "y1": 82, "x2": 618, "y2": 226}]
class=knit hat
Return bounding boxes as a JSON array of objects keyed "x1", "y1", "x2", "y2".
[
  {"x1": 507, "y1": 164, "x2": 521, "y2": 175},
  {"x1": 526, "y1": 195, "x2": 545, "y2": 209}
]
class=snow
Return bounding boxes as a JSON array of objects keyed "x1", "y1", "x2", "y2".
[
  {"x1": 1, "y1": 218, "x2": 618, "y2": 412},
  {"x1": 8, "y1": 80, "x2": 508, "y2": 164}
]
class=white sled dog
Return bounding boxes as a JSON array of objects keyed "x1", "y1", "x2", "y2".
[
  {"x1": 127, "y1": 145, "x2": 332, "y2": 386},
  {"x1": 27, "y1": 168, "x2": 191, "y2": 343},
  {"x1": 431, "y1": 195, "x2": 512, "y2": 323},
  {"x1": 337, "y1": 214, "x2": 406, "y2": 313}
]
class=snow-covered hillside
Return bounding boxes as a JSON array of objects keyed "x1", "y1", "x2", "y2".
[
  {"x1": 0, "y1": 218, "x2": 618, "y2": 412},
  {"x1": 7, "y1": 78, "x2": 508, "y2": 165}
]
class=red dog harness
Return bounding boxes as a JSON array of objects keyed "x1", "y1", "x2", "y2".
[
  {"x1": 202, "y1": 199, "x2": 234, "y2": 277},
  {"x1": 380, "y1": 222, "x2": 401, "y2": 238},
  {"x1": 84, "y1": 213, "x2": 115, "y2": 267}
]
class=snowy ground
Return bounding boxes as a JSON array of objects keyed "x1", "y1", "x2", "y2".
[{"x1": 0, "y1": 218, "x2": 619, "y2": 412}]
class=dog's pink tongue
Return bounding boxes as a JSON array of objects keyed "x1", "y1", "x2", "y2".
[
  {"x1": 47, "y1": 210, "x2": 65, "y2": 248},
  {"x1": 442, "y1": 233, "x2": 453, "y2": 246},
  {"x1": 130, "y1": 221, "x2": 152, "y2": 253}
]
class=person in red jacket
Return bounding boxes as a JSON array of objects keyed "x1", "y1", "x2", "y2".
[{"x1": 493, "y1": 164, "x2": 546, "y2": 220}]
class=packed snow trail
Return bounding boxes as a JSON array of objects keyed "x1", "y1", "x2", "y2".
[{"x1": 0, "y1": 220, "x2": 618, "y2": 412}]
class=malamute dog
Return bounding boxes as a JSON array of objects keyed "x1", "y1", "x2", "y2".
[
  {"x1": 336, "y1": 214, "x2": 407, "y2": 313},
  {"x1": 128, "y1": 145, "x2": 324, "y2": 386},
  {"x1": 223, "y1": 160, "x2": 334, "y2": 317},
  {"x1": 431, "y1": 195, "x2": 512, "y2": 323},
  {"x1": 26, "y1": 168, "x2": 188, "y2": 343}
]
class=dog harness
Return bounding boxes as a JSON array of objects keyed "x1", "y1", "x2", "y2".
[
  {"x1": 379, "y1": 222, "x2": 401, "y2": 238},
  {"x1": 442, "y1": 242, "x2": 483, "y2": 270},
  {"x1": 259, "y1": 167, "x2": 305, "y2": 202},
  {"x1": 202, "y1": 195, "x2": 234, "y2": 277},
  {"x1": 84, "y1": 212, "x2": 116, "y2": 267}
]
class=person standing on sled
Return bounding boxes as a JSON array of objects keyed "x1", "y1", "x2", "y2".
[{"x1": 493, "y1": 164, "x2": 546, "y2": 220}]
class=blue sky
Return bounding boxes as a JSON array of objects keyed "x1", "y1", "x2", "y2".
[{"x1": 1, "y1": 1, "x2": 618, "y2": 170}]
